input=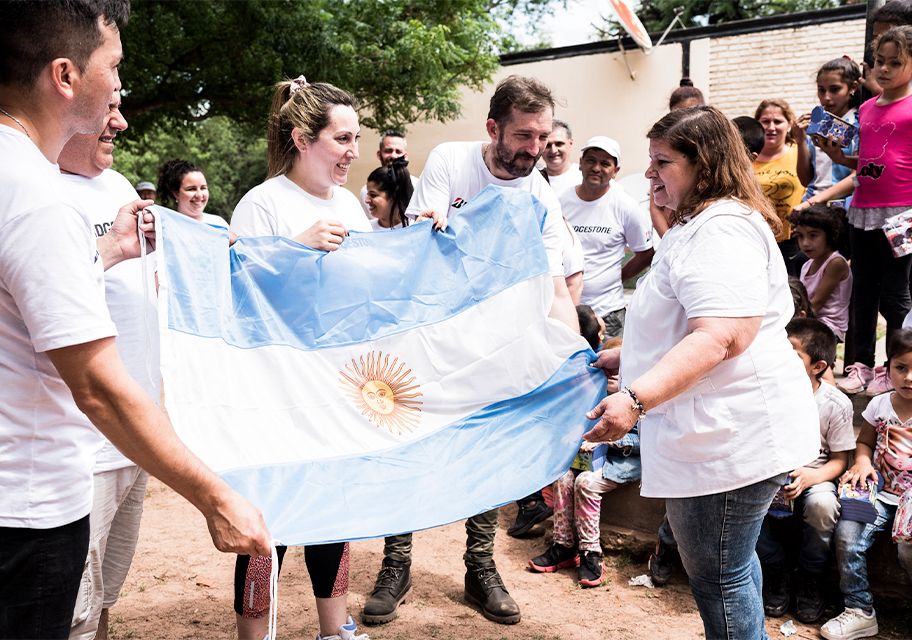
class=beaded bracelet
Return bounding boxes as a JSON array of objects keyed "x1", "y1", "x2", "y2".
[{"x1": 621, "y1": 386, "x2": 646, "y2": 417}]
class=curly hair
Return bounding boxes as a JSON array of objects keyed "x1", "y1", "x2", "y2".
[
  {"x1": 157, "y1": 158, "x2": 203, "y2": 209},
  {"x1": 787, "y1": 204, "x2": 848, "y2": 254}
]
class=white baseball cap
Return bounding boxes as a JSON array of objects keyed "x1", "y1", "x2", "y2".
[{"x1": 581, "y1": 136, "x2": 621, "y2": 164}]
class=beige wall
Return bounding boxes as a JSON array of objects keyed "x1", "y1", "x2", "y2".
[
  {"x1": 348, "y1": 40, "x2": 704, "y2": 197},
  {"x1": 347, "y1": 17, "x2": 865, "y2": 199}
]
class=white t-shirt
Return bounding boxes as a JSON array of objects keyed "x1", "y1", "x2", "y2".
[
  {"x1": 561, "y1": 218, "x2": 584, "y2": 278},
  {"x1": 369, "y1": 217, "x2": 406, "y2": 232},
  {"x1": 359, "y1": 175, "x2": 419, "y2": 219},
  {"x1": 0, "y1": 127, "x2": 117, "y2": 528},
  {"x1": 545, "y1": 163, "x2": 580, "y2": 196},
  {"x1": 809, "y1": 381, "x2": 856, "y2": 469},
  {"x1": 405, "y1": 141, "x2": 564, "y2": 276},
  {"x1": 620, "y1": 199, "x2": 820, "y2": 498},
  {"x1": 561, "y1": 186, "x2": 653, "y2": 315},
  {"x1": 200, "y1": 212, "x2": 229, "y2": 228},
  {"x1": 231, "y1": 175, "x2": 371, "y2": 239},
  {"x1": 62, "y1": 169, "x2": 161, "y2": 473}
]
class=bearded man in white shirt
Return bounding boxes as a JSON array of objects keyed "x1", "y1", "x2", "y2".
[{"x1": 361, "y1": 75, "x2": 576, "y2": 629}]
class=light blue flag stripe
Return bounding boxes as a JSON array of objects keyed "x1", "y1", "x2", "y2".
[
  {"x1": 220, "y1": 351, "x2": 606, "y2": 546},
  {"x1": 157, "y1": 184, "x2": 607, "y2": 546},
  {"x1": 155, "y1": 185, "x2": 550, "y2": 351}
]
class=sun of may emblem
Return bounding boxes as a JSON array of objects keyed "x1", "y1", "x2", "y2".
[{"x1": 339, "y1": 351, "x2": 423, "y2": 435}]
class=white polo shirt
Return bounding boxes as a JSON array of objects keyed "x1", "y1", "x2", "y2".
[{"x1": 620, "y1": 199, "x2": 819, "y2": 498}]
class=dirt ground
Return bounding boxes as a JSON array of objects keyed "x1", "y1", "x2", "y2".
[{"x1": 109, "y1": 479, "x2": 909, "y2": 640}]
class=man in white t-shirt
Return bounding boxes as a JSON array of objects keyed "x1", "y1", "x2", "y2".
[
  {"x1": 359, "y1": 129, "x2": 418, "y2": 217},
  {"x1": 561, "y1": 136, "x2": 654, "y2": 338},
  {"x1": 543, "y1": 119, "x2": 579, "y2": 196},
  {"x1": 0, "y1": 3, "x2": 270, "y2": 636},
  {"x1": 363, "y1": 75, "x2": 576, "y2": 629},
  {"x1": 57, "y1": 95, "x2": 160, "y2": 640}
]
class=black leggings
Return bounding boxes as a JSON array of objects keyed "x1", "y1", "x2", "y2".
[
  {"x1": 233, "y1": 542, "x2": 349, "y2": 617},
  {"x1": 849, "y1": 226, "x2": 912, "y2": 366}
]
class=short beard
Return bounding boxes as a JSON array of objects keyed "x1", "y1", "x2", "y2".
[{"x1": 492, "y1": 130, "x2": 539, "y2": 178}]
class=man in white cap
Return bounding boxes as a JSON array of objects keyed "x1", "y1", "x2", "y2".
[{"x1": 561, "y1": 136, "x2": 654, "y2": 338}]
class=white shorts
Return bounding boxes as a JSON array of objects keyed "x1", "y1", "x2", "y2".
[{"x1": 69, "y1": 465, "x2": 148, "y2": 640}]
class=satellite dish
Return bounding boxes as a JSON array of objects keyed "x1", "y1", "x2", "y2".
[{"x1": 607, "y1": 0, "x2": 653, "y2": 51}]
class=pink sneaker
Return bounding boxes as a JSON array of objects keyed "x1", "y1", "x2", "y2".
[
  {"x1": 837, "y1": 363, "x2": 873, "y2": 395},
  {"x1": 865, "y1": 365, "x2": 893, "y2": 397}
]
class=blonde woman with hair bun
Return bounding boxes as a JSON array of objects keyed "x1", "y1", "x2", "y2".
[{"x1": 229, "y1": 76, "x2": 371, "y2": 640}]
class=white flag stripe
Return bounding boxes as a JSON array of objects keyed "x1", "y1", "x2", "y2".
[{"x1": 163, "y1": 274, "x2": 588, "y2": 471}]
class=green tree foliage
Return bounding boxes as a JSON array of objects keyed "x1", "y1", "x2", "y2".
[
  {"x1": 115, "y1": 0, "x2": 563, "y2": 213},
  {"x1": 114, "y1": 117, "x2": 266, "y2": 219},
  {"x1": 598, "y1": 0, "x2": 845, "y2": 38},
  {"x1": 120, "y1": 0, "x2": 505, "y2": 134}
]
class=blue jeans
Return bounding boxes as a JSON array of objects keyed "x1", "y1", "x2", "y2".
[
  {"x1": 756, "y1": 481, "x2": 839, "y2": 574},
  {"x1": 666, "y1": 474, "x2": 785, "y2": 640},
  {"x1": 0, "y1": 515, "x2": 90, "y2": 639},
  {"x1": 833, "y1": 498, "x2": 912, "y2": 610}
]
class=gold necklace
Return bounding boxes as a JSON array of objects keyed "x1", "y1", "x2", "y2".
[{"x1": 0, "y1": 106, "x2": 31, "y2": 139}]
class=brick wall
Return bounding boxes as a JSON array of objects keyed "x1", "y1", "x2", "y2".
[{"x1": 709, "y1": 19, "x2": 866, "y2": 119}]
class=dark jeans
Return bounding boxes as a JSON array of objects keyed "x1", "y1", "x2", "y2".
[
  {"x1": 383, "y1": 507, "x2": 500, "y2": 568},
  {"x1": 657, "y1": 513, "x2": 677, "y2": 548},
  {"x1": 0, "y1": 515, "x2": 90, "y2": 639},
  {"x1": 755, "y1": 482, "x2": 839, "y2": 574},
  {"x1": 849, "y1": 226, "x2": 912, "y2": 366},
  {"x1": 601, "y1": 308, "x2": 626, "y2": 339}
]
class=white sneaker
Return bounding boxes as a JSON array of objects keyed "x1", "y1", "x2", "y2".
[
  {"x1": 316, "y1": 616, "x2": 370, "y2": 640},
  {"x1": 820, "y1": 607, "x2": 878, "y2": 640}
]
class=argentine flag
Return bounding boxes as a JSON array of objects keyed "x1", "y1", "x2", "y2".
[{"x1": 155, "y1": 185, "x2": 606, "y2": 546}]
